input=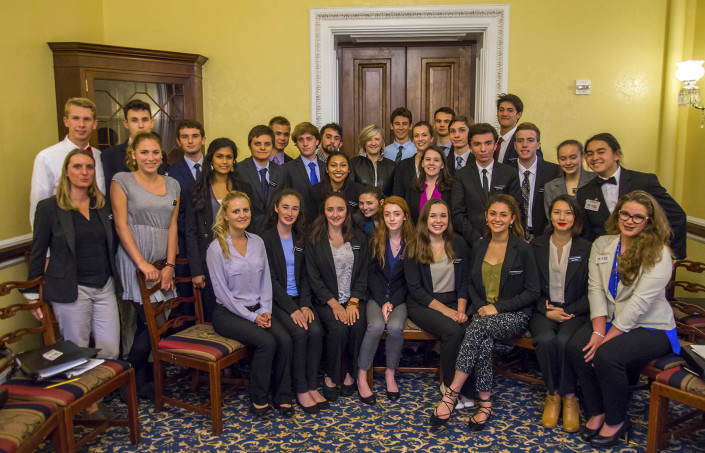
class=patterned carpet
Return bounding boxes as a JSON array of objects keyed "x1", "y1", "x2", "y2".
[{"x1": 39, "y1": 350, "x2": 705, "y2": 452}]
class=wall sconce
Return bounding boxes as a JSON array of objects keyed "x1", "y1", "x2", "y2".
[{"x1": 676, "y1": 60, "x2": 705, "y2": 127}]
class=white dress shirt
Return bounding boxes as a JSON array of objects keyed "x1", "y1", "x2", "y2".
[
  {"x1": 600, "y1": 166, "x2": 622, "y2": 213},
  {"x1": 185, "y1": 155, "x2": 204, "y2": 180},
  {"x1": 497, "y1": 126, "x2": 517, "y2": 163},
  {"x1": 301, "y1": 154, "x2": 321, "y2": 182},
  {"x1": 453, "y1": 149, "x2": 473, "y2": 169},
  {"x1": 475, "y1": 160, "x2": 495, "y2": 189},
  {"x1": 30, "y1": 136, "x2": 105, "y2": 227},
  {"x1": 518, "y1": 159, "x2": 538, "y2": 228}
]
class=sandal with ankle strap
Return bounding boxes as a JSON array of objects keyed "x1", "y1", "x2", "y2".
[
  {"x1": 468, "y1": 397, "x2": 492, "y2": 431},
  {"x1": 430, "y1": 385, "x2": 461, "y2": 427}
]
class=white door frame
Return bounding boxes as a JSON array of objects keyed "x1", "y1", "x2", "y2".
[{"x1": 309, "y1": 4, "x2": 509, "y2": 128}]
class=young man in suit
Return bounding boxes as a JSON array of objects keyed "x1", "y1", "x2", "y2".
[
  {"x1": 451, "y1": 123, "x2": 522, "y2": 245},
  {"x1": 576, "y1": 133, "x2": 687, "y2": 259},
  {"x1": 433, "y1": 107, "x2": 456, "y2": 156},
  {"x1": 102, "y1": 99, "x2": 156, "y2": 199},
  {"x1": 383, "y1": 107, "x2": 416, "y2": 162},
  {"x1": 239, "y1": 125, "x2": 287, "y2": 233},
  {"x1": 318, "y1": 122, "x2": 343, "y2": 163},
  {"x1": 446, "y1": 116, "x2": 474, "y2": 175},
  {"x1": 30, "y1": 97, "x2": 103, "y2": 225},
  {"x1": 284, "y1": 122, "x2": 328, "y2": 222},
  {"x1": 509, "y1": 122, "x2": 561, "y2": 240},
  {"x1": 269, "y1": 116, "x2": 293, "y2": 166},
  {"x1": 495, "y1": 93, "x2": 543, "y2": 164}
]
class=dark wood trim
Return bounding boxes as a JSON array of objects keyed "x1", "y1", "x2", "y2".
[
  {"x1": 687, "y1": 220, "x2": 705, "y2": 239},
  {"x1": 0, "y1": 239, "x2": 31, "y2": 263},
  {"x1": 48, "y1": 42, "x2": 208, "y2": 66}
]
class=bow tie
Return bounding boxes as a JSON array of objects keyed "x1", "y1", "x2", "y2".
[{"x1": 596, "y1": 176, "x2": 617, "y2": 186}]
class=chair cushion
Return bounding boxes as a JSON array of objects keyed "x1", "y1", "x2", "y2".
[
  {"x1": 159, "y1": 323, "x2": 244, "y2": 361},
  {"x1": 682, "y1": 315, "x2": 705, "y2": 329},
  {"x1": 403, "y1": 319, "x2": 423, "y2": 331},
  {"x1": 646, "y1": 353, "x2": 686, "y2": 372},
  {"x1": 0, "y1": 400, "x2": 56, "y2": 453},
  {"x1": 0, "y1": 360, "x2": 130, "y2": 406}
]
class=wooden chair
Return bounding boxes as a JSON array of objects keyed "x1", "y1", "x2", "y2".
[
  {"x1": 0, "y1": 277, "x2": 140, "y2": 452},
  {"x1": 494, "y1": 332, "x2": 545, "y2": 386},
  {"x1": 136, "y1": 258, "x2": 248, "y2": 436}
]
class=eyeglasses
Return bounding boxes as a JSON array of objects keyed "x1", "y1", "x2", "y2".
[{"x1": 618, "y1": 210, "x2": 648, "y2": 224}]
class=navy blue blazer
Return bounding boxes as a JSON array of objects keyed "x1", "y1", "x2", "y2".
[
  {"x1": 366, "y1": 232, "x2": 407, "y2": 308},
  {"x1": 283, "y1": 156, "x2": 329, "y2": 223},
  {"x1": 467, "y1": 234, "x2": 540, "y2": 316},
  {"x1": 166, "y1": 158, "x2": 199, "y2": 255},
  {"x1": 501, "y1": 132, "x2": 544, "y2": 164},
  {"x1": 508, "y1": 159, "x2": 562, "y2": 235},
  {"x1": 237, "y1": 158, "x2": 287, "y2": 234}
]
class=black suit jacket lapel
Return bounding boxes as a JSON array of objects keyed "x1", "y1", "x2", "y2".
[
  {"x1": 499, "y1": 236, "x2": 519, "y2": 295},
  {"x1": 535, "y1": 236, "x2": 550, "y2": 288},
  {"x1": 57, "y1": 208, "x2": 76, "y2": 256},
  {"x1": 618, "y1": 167, "x2": 631, "y2": 199},
  {"x1": 270, "y1": 233, "x2": 287, "y2": 284},
  {"x1": 472, "y1": 238, "x2": 490, "y2": 299},
  {"x1": 97, "y1": 206, "x2": 113, "y2": 253},
  {"x1": 564, "y1": 239, "x2": 582, "y2": 288},
  {"x1": 244, "y1": 159, "x2": 267, "y2": 204}
]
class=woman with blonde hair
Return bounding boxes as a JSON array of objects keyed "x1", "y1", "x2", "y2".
[
  {"x1": 567, "y1": 190, "x2": 679, "y2": 448},
  {"x1": 351, "y1": 124, "x2": 395, "y2": 196},
  {"x1": 207, "y1": 191, "x2": 293, "y2": 418}
]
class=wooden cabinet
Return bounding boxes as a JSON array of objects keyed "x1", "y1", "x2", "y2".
[{"x1": 48, "y1": 42, "x2": 207, "y2": 162}]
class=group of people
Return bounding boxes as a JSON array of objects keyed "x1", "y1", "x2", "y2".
[{"x1": 25, "y1": 93, "x2": 687, "y2": 448}]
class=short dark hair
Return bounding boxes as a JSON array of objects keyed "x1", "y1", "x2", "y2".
[
  {"x1": 545, "y1": 194, "x2": 583, "y2": 237},
  {"x1": 320, "y1": 122, "x2": 343, "y2": 137},
  {"x1": 468, "y1": 123, "x2": 499, "y2": 143},
  {"x1": 496, "y1": 93, "x2": 524, "y2": 113},
  {"x1": 585, "y1": 133, "x2": 621, "y2": 154},
  {"x1": 123, "y1": 99, "x2": 151, "y2": 117},
  {"x1": 449, "y1": 115, "x2": 474, "y2": 130},
  {"x1": 515, "y1": 122, "x2": 541, "y2": 142},
  {"x1": 390, "y1": 107, "x2": 412, "y2": 124},
  {"x1": 177, "y1": 119, "x2": 205, "y2": 137},
  {"x1": 248, "y1": 125, "x2": 275, "y2": 146},
  {"x1": 268, "y1": 116, "x2": 290, "y2": 128},
  {"x1": 434, "y1": 107, "x2": 456, "y2": 118}
]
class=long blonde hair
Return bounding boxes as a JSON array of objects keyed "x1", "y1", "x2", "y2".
[
  {"x1": 56, "y1": 148, "x2": 105, "y2": 211},
  {"x1": 605, "y1": 190, "x2": 672, "y2": 286},
  {"x1": 212, "y1": 191, "x2": 251, "y2": 260}
]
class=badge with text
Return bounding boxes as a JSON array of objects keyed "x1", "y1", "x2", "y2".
[
  {"x1": 568, "y1": 256, "x2": 582, "y2": 263},
  {"x1": 585, "y1": 199, "x2": 600, "y2": 211},
  {"x1": 595, "y1": 254, "x2": 610, "y2": 264},
  {"x1": 509, "y1": 270, "x2": 523, "y2": 275}
]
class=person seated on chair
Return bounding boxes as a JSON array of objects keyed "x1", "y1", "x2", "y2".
[
  {"x1": 404, "y1": 199, "x2": 474, "y2": 410},
  {"x1": 206, "y1": 191, "x2": 294, "y2": 418},
  {"x1": 393, "y1": 120, "x2": 434, "y2": 197},
  {"x1": 566, "y1": 190, "x2": 680, "y2": 448},
  {"x1": 184, "y1": 138, "x2": 253, "y2": 322},
  {"x1": 350, "y1": 125, "x2": 394, "y2": 196},
  {"x1": 429, "y1": 194, "x2": 540, "y2": 431},
  {"x1": 305, "y1": 193, "x2": 369, "y2": 402},
  {"x1": 356, "y1": 196, "x2": 415, "y2": 405},
  {"x1": 111, "y1": 132, "x2": 179, "y2": 400},
  {"x1": 261, "y1": 189, "x2": 328, "y2": 415},
  {"x1": 403, "y1": 146, "x2": 453, "y2": 225},
  {"x1": 529, "y1": 194, "x2": 591, "y2": 433},
  {"x1": 312, "y1": 151, "x2": 363, "y2": 216},
  {"x1": 353, "y1": 186, "x2": 384, "y2": 234},
  {"x1": 25, "y1": 148, "x2": 120, "y2": 418}
]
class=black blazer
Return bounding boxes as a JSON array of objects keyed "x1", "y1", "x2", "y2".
[
  {"x1": 501, "y1": 132, "x2": 544, "y2": 164},
  {"x1": 350, "y1": 156, "x2": 395, "y2": 196},
  {"x1": 509, "y1": 159, "x2": 562, "y2": 235},
  {"x1": 367, "y1": 232, "x2": 407, "y2": 308},
  {"x1": 261, "y1": 227, "x2": 313, "y2": 314},
  {"x1": 451, "y1": 162, "x2": 522, "y2": 245},
  {"x1": 284, "y1": 156, "x2": 329, "y2": 223},
  {"x1": 305, "y1": 230, "x2": 368, "y2": 305},
  {"x1": 184, "y1": 181, "x2": 254, "y2": 277},
  {"x1": 27, "y1": 197, "x2": 121, "y2": 303},
  {"x1": 530, "y1": 234, "x2": 591, "y2": 317},
  {"x1": 166, "y1": 158, "x2": 199, "y2": 254},
  {"x1": 404, "y1": 185, "x2": 452, "y2": 225},
  {"x1": 311, "y1": 180, "x2": 363, "y2": 218},
  {"x1": 467, "y1": 234, "x2": 540, "y2": 316},
  {"x1": 403, "y1": 236, "x2": 470, "y2": 307},
  {"x1": 576, "y1": 167, "x2": 687, "y2": 259},
  {"x1": 392, "y1": 157, "x2": 417, "y2": 197},
  {"x1": 237, "y1": 158, "x2": 287, "y2": 233},
  {"x1": 446, "y1": 147, "x2": 476, "y2": 177}
]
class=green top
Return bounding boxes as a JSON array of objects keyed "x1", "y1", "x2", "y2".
[{"x1": 481, "y1": 261, "x2": 503, "y2": 305}]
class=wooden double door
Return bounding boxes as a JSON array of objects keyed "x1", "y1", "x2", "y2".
[{"x1": 339, "y1": 42, "x2": 476, "y2": 155}]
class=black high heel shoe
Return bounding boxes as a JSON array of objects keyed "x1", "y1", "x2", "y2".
[
  {"x1": 340, "y1": 383, "x2": 355, "y2": 397},
  {"x1": 579, "y1": 425, "x2": 601, "y2": 442},
  {"x1": 429, "y1": 385, "x2": 460, "y2": 427},
  {"x1": 322, "y1": 384, "x2": 339, "y2": 402},
  {"x1": 359, "y1": 393, "x2": 376, "y2": 405},
  {"x1": 296, "y1": 398, "x2": 319, "y2": 415},
  {"x1": 589, "y1": 420, "x2": 631, "y2": 448},
  {"x1": 468, "y1": 397, "x2": 492, "y2": 431},
  {"x1": 274, "y1": 403, "x2": 296, "y2": 418},
  {"x1": 249, "y1": 402, "x2": 273, "y2": 419},
  {"x1": 386, "y1": 390, "x2": 400, "y2": 401}
]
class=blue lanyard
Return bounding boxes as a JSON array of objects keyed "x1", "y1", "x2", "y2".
[{"x1": 609, "y1": 240, "x2": 621, "y2": 301}]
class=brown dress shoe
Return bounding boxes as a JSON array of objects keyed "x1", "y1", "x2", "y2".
[
  {"x1": 562, "y1": 396, "x2": 580, "y2": 433},
  {"x1": 541, "y1": 392, "x2": 561, "y2": 428}
]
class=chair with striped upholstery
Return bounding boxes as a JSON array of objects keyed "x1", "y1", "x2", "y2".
[
  {"x1": 0, "y1": 400, "x2": 59, "y2": 453},
  {"x1": 136, "y1": 258, "x2": 248, "y2": 436}
]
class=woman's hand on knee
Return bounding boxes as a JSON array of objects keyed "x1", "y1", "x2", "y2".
[
  {"x1": 291, "y1": 309, "x2": 308, "y2": 330},
  {"x1": 582, "y1": 334, "x2": 603, "y2": 363},
  {"x1": 382, "y1": 302, "x2": 393, "y2": 323},
  {"x1": 346, "y1": 305, "x2": 359, "y2": 325},
  {"x1": 301, "y1": 306, "x2": 315, "y2": 323},
  {"x1": 331, "y1": 303, "x2": 347, "y2": 324}
]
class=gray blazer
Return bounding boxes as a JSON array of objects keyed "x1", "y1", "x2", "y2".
[{"x1": 543, "y1": 169, "x2": 596, "y2": 217}]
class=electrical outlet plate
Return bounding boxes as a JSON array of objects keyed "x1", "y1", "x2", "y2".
[{"x1": 576, "y1": 79, "x2": 591, "y2": 95}]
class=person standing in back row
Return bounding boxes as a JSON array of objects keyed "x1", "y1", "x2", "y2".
[{"x1": 383, "y1": 107, "x2": 416, "y2": 163}]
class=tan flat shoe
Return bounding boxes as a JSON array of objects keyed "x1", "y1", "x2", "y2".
[
  {"x1": 562, "y1": 396, "x2": 580, "y2": 433},
  {"x1": 541, "y1": 392, "x2": 561, "y2": 428}
]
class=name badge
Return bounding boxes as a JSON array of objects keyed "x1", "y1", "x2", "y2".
[
  {"x1": 453, "y1": 259, "x2": 462, "y2": 264},
  {"x1": 294, "y1": 247, "x2": 303, "y2": 252},
  {"x1": 509, "y1": 270, "x2": 523, "y2": 276},
  {"x1": 493, "y1": 185, "x2": 506, "y2": 191},
  {"x1": 568, "y1": 256, "x2": 582, "y2": 263},
  {"x1": 351, "y1": 245, "x2": 361, "y2": 251},
  {"x1": 108, "y1": 213, "x2": 113, "y2": 220},
  {"x1": 349, "y1": 201, "x2": 358, "y2": 208},
  {"x1": 172, "y1": 200, "x2": 178, "y2": 206},
  {"x1": 538, "y1": 188, "x2": 544, "y2": 193},
  {"x1": 585, "y1": 199, "x2": 600, "y2": 211},
  {"x1": 595, "y1": 255, "x2": 610, "y2": 264},
  {"x1": 269, "y1": 181, "x2": 277, "y2": 187}
]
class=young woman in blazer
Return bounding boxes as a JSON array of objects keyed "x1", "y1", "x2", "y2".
[
  {"x1": 261, "y1": 189, "x2": 327, "y2": 414},
  {"x1": 312, "y1": 151, "x2": 363, "y2": 216},
  {"x1": 392, "y1": 121, "x2": 433, "y2": 197},
  {"x1": 184, "y1": 138, "x2": 253, "y2": 322},
  {"x1": 353, "y1": 186, "x2": 384, "y2": 234},
  {"x1": 207, "y1": 191, "x2": 293, "y2": 418},
  {"x1": 350, "y1": 125, "x2": 395, "y2": 196},
  {"x1": 567, "y1": 190, "x2": 679, "y2": 448},
  {"x1": 542, "y1": 140, "x2": 595, "y2": 217},
  {"x1": 529, "y1": 194, "x2": 592, "y2": 432},
  {"x1": 356, "y1": 196, "x2": 415, "y2": 405},
  {"x1": 404, "y1": 146, "x2": 453, "y2": 224},
  {"x1": 404, "y1": 199, "x2": 473, "y2": 408},
  {"x1": 430, "y1": 194, "x2": 540, "y2": 431},
  {"x1": 305, "y1": 192, "x2": 369, "y2": 402}
]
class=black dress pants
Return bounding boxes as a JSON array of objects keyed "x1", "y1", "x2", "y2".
[
  {"x1": 318, "y1": 302, "x2": 367, "y2": 385},
  {"x1": 273, "y1": 305, "x2": 323, "y2": 393}
]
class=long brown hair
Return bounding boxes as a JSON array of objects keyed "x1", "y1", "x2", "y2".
[
  {"x1": 371, "y1": 196, "x2": 415, "y2": 268},
  {"x1": 212, "y1": 191, "x2": 252, "y2": 260},
  {"x1": 412, "y1": 146, "x2": 453, "y2": 192},
  {"x1": 406, "y1": 198, "x2": 456, "y2": 264},
  {"x1": 262, "y1": 188, "x2": 306, "y2": 248},
  {"x1": 605, "y1": 190, "x2": 672, "y2": 286},
  {"x1": 56, "y1": 149, "x2": 105, "y2": 211},
  {"x1": 308, "y1": 192, "x2": 353, "y2": 243},
  {"x1": 484, "y1": 194, "x2": 525, "y2": 240}
]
